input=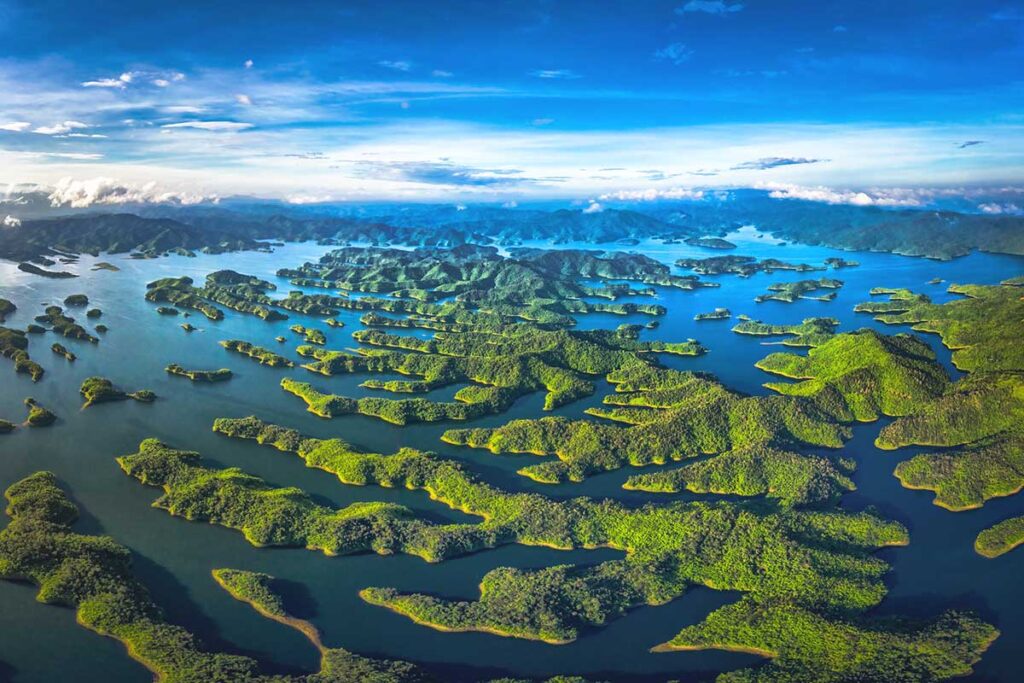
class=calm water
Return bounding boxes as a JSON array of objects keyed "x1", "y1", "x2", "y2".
[{"x1": 0, "y1": 231, "x2": 1022, "y2": 682}]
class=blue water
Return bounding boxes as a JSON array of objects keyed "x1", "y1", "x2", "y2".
[{"x1": 0, "y1": 231, "x2": 1022, "y2": 682}]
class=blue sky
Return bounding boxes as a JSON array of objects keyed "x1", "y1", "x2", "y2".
[{"x1": 0, "y1": 0, "x2": 1022, "y2": 208}]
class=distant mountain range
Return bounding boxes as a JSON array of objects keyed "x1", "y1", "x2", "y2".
[{"x1": 2, "y1": 190, "x2": 1023, "y2": 263}]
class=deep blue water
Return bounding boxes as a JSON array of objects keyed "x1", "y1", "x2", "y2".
[{"x1": 0, "y1": 230, "x2": 1022, "y2": 682}]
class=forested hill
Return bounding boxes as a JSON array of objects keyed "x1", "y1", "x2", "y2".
[{"x1": 2, "y1": 193, "x2": 1024, "y2": 263}]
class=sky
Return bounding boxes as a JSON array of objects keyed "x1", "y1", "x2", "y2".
[{"x1": 0, "y1": 0, "x2": 1022, "y2": 209}]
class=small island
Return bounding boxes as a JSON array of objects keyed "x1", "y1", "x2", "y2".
[
  {"x1": 79, "y1": 377, "x2": 156, "y2": 408},
  {"x1": 694, "y1": 307, "x2": 731, "y2": 321},
  {"x1": 220, "y1": 339, "x2": 294, "y2": 367},
  {"x1": 51, "y1": 343, "x2": 76, "y2": 361},
  {"x1": 166, "y1": 364, "x2": 233, "y2": 382},
  {"x1": 24, "y1": 398, "x2": 56, "y2": 427}
]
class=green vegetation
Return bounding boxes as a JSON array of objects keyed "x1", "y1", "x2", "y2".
[
  {"x1": 856, "y1": 282, "x2": 1024, "y2": 372},
  {"x1": 291, "y1": 324, "x2": 327, "y2": 345},
  {"x1": 64, "y1": 294, "x2": 89, "y2": 306},
  {"x1": 695, "y1": 308, "x2": 731, "y2": 321},
  {"x1": 146, "y1": 276, "x2": 224, "y2": 320},
  {"x1": 824, "y1": 257, "x2": 859, "y2": 269},
  {"x1": 156, "y1": 306, "x2": 179, "y2": 316},
  {"x1": 36, "y1": 305, "x2": 98, "y2": 343},
  {"x1": 201, "y1": 415, "x2": 994, "y2": 680},
  {"x1": 51, "y1": 342, "x2": 76, "y2": 361},
  {"x1": 213, "y1": 568, "x2": 431, "y2": 682},
  {"x1": 220, "y1": 339, "x2": 294, "y2": 367},
  {"x1": 732, "y1": 317, "x2": 838, "y2": 347},
  {"x1": 95, "y1": 324, "x2": 108, "y2": 334},
  {"x1": 325, "y1": 318, "x2": 345, "y2": 328},
  {"x1": 882, "y1": 372, "x2": 1024, "y2": 511},
  {"x1": 0, "y1": 419, "x2": 14, "y2": 434},
  {"x1": 80, "y1": 377, "x2": 155, "y2": 408},
  {"x1": 91, "y1": 261, "x2": 120, "y2": 271},
  {"x1": 657, "y1": 596, "x2": 995, "y2": 683},
  {"x1": 756, "y1": 330, "x2": 949, "y2": 421},
  {"x1": 755, "y1": 278, "x2": 843, "y2": 303},
  {"x1": 975, "y1": 517, "x2": 1024, "y2": 558},
  {"x1": 291, "y1": 322, "x2": 703, "y2": 424},
  {"x1": 684, "y1": 236, "x2": 737, "y2": 249},
  {"x1": 0, "y1": 298, "x2": 16, "y2": 323},
  {"x1": 86, "y1": 307, "x2": 102, "y2": 318},
  {"x1": 166, "y1": 364, "x2": 232, "y2": 382},
  {"x1": 24, "y1": 398, "x2": 55, "y2": 427},
  {"x1": 676, "y1": 256, "x2": 822, "y2": 277},
  {"x1": 0, "y1": 326, "x2": 44, "y2": 381},
  {"x1": 17, "y1": 262, "x2": 77, "y2": 278},
  {"x1": 622, "y1": 446, "x2": 855, "y2": 506},
  {"x1": 181, "y1": 323, "x2": 196, "y2": 332}
]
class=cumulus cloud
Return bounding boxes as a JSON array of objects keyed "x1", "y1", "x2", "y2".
[
  {"x1": 48, "y1": 177, "x2": 215, "y2": 208},
  {"x1": 244, "y1": 59, "x2": 254, "y2": 69},
  {"x1": 582, "y1": 201, "x2": 604, "y2": 213},
  {"x1": 2, "y1": 215, "x2": 21, "y2": 228},
  {"x1": 529, "y1": 69, "x2": 580, "y2": 79},
  {"x1": 378, "y1": 60, "x2": 412, "y2": 72},
  {"x1": 654, "y1": 43, "x2": 695, "y2": 65},
  {"x1": 432, "y1": 69, "x2": 453, "y2": 77},
  {"x1": 677, "y1": 1, "x2": 744, "y2": 15},
  {"x1": 0, "y1": 121, "x2": 31, "y2": 132},
  {"x1": 764, "y1": 183, "x2": 926, "y2": 207},
  {"x1": 83, "y1": 70, "x2": 182, "y2": 89},
  {"x1": 235, "y1": 94, "x2": 253, "y2": 106},
  {"x1": 599, "y1": 188, "x2": 706, "y2": 201},
  {"x1": 978, "y1": 202, "x2": 1022, "y2": 215},
  {"x1": 161, "y1": 120, "x2": 253, "y2": 131},
  {"x1": 356, "y1": 160, "x2": 534, "y2": 187},
  {"x1": 33, "y1": 120, "x2": 89, "y2": 135},
  {"x1": 732, "y1": 157, "x2": 827, "y2": 170}
]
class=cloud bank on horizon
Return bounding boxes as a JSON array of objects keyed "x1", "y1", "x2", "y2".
[{"x1": 0, "y1": 0, "x2": 1021, "y2": 208}]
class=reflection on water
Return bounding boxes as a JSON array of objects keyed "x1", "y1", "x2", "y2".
[{"x1": 0, "y1": 234, "x2": 1022, "y2": 681}]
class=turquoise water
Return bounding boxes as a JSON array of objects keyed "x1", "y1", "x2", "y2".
[{"x1": 0, "y1": 232, "x2": 1022, "y2": 682}]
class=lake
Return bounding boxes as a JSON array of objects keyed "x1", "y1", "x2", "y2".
[{"x1": 0, "y1": 230, "x2": 1022, "y2": 682}]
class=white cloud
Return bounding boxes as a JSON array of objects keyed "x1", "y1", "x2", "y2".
[
  {"x1": 583, "y1": 201, "x2": 604, "y2": 213},
  {"x1": 244, "y1": 59, "x2": 254, "y2": 69},
  {"x1": 235, "y1": 94, "x2": 253, "y2": 106},
  {"x1": 61, "y1": 133, "x2": 108, "y2": 139},
  {"x1": 532, "y1": 118, "x2": 554, "y2": 126},
  {"x1": 153, "y1": 79, "x2": 170, "y2": 87},
  {"x1": 2, "y1": 215, "x2": 21, "y2": 228},
  {"x1": 654, "y1": 43, "x2": 695, "y2": 65},
  {"x1": 530, "y1": 69, "x2": 580, "y2": 79},
  {"x1": 0, "y1": 121, "x2": 31, "y2": 132},
  {"x1": 82, "y1": 78, "x2": 125, "y2": 89},
  {"x1": 378, "y1": 60, "x2": 412, "y2": 72},
  {"x1": 979, "y1": 202, "x2": 1022, "y2": 215},
  {"x1": 677, "y1": 1, "x2": 744, "y2": 15},
  {"x1": 763, "y1": 183, "x2": 926, "y2": 207},
  {"x1": 600, "y1": 188, "x2": 706, "y2": 201},
  {"x1": 48, "y1": 177, "x2": 215, "y2": 208},
  {"x1": 161, "y1": 120, "x2": 253, "y2": 131},
  {"x1": 33, "y1": 120, "x2": 89, "y2": 135},
  {"x1": 431, "y1": 70, "x2": 453, "y2": 78}
]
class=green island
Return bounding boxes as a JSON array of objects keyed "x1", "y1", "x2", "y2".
[
  {"x1": 0, "y1": 297, "x2": 16, "y2": 323},
  {"x1": 0, "y1": 419, "x2": 14, "y2": 434},
  {"x1": 91, "y1": 261, "x2": 120, "y2": 271},
  {"x1": 63, "y1": 293, "x2": 89, "y2": 306},
  {"x1": 442, "y1": 330, "x2": 945, "y2": 483},
  {"x1": 824, "y1": 257, "x2": 859, "y2": 268},
  {"x1": 0, "y1": 326, "x2": 45, "y2": 381},
  {"x1": 80, "y1": 377, "x2": 156, "y2": 408},
  {"x1": 282, "y1": 322, "x2": 704, "y2": 425},
  {"x1": 107, "y1": 415, "x2": 994, "y2": 682},
  {"x1": 291, "y1": 324, "x2": 327, "y2": 345},
  {"x1": 684, "y1": 236, "x2": 737, "y2": 249},
  {"x1": 181, "y1": 323, "x2": 196, "y2": 332},
  {"x1": 755, "y1": 277, "x2": 843, "y2": 303},
  {"x1": 166, "y1": 364, "x2": 233, "y2": 382},
  {"x1": 325, "y1": 317, "x2": 345, "y2": 328},
  {"x1": 17, "y1": 262, "x2": 77, "y2": 278},
  {"x1": 156, "y1": 306, "x2": 179, "y2": 316},
  {"x1": 24, "y1": 398, "x2": 56, "y2": 427},
  {"x1": 26, "y1": 323, "x2": 45, "y2": 334},
  {"x1": 695, "y1": 308, "x2": 731, "y2": 321},
  {"x1": 732, "y1": 317, "x2": 838, "y2": 347},
  {"x1": 675, "y1": 255, "x2": 822, "y2": 277},
  {"x1": 36, "y1": 305, "x2": 98, "y2": 343},
  {"x1": 86, "y1": 307, "x2": 102, "y2": 318},
  {"x1": 51, "y1": 342, "x2": 76, "y2": 361},
  {"x1": 220, "y1": 339, "x2": 294, "y2": 367},
  {"x1": 975, "y1": 517, "x2": 1024, "y2": 559}
]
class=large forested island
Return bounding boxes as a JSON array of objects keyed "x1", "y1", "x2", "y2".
[{"x1": 1, "y1": 200, "x2": 1023, "y2": 683}]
